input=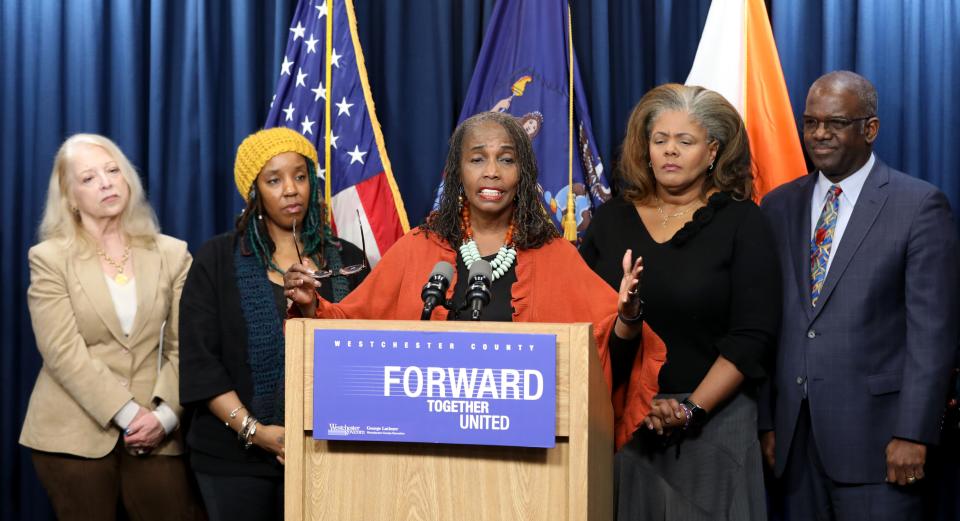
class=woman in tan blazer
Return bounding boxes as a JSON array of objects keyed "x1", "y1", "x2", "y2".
[{"x1": 21, "y1": 134, "x2": 203, "y2": 520}]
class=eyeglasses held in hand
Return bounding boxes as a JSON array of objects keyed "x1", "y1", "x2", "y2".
[{"x1": 292, "y1": 211, "x2": 367, "y2": 280}]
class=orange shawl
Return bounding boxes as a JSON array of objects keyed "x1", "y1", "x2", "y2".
[{"x1": 301, "y1": 229, "x2": 665, "y2": 450}]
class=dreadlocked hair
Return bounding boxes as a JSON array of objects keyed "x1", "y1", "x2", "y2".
[
  {"x1": 422, "y1": 111, "x2": 559, "y2": 250},
  {"x1": 235, "y1": 157, "x2": 336, "y2": 272}
]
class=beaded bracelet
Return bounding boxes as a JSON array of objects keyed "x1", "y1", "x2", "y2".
[{"x1": 678, "y1": 403, "x2": 694, "y2": 430}]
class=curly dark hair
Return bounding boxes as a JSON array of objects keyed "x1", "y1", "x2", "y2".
[
  {"x1": 620, "y1": 83, "x2": 754, "y2": 202},
  {"x1": 422, "y1": 111, "x2": 558, "y2": 249},
  {"x1": 234, "y1": 157, "x2": 334, "y2": 271}
]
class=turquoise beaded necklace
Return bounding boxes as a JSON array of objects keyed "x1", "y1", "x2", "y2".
[{"x1": 458, "y1": 202, "x2": 517, "y2": 281}]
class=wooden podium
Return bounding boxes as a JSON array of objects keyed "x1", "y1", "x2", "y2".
[{"x1": 284, "y1": 319, "x2": 614, "y2": 521}]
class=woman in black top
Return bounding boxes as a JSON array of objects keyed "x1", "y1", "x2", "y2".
[
  {"x1": 179, "y1": 128, "x2": 368, "y2": 520},
  {"x1": 581, "y1": 84, "x2": 781, "y2": 520}
]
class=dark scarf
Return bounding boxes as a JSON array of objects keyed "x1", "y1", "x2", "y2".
[{"x1": 234, "y1": 235, "x2": 349, "y2": 425}]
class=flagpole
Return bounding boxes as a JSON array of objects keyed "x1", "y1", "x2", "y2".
[
  {"x1": 562, "y1": 3, "x2": 577, "y2": 241},
  {"x1": 323, "y1": 0, "x2": 334, "y2": 219}
]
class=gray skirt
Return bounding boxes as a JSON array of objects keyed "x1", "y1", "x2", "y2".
[{"x1": 615, "y1": 392, "x2": 767, "y2": 521}]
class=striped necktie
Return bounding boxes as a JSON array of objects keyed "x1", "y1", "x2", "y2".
[{"x1": 810, "y1": 185, "x2": 842, "y2": 306}]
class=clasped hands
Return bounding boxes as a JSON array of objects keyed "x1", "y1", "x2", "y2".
[
  {"x1": 123, "y1": 406, "x2": 166, "y2": 456},
  {"x1": 642, "y1": 398, "x2": 689, "y2": 436}
]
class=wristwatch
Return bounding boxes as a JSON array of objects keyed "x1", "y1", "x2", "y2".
[{"x1": 681, "y1": 398, "x2": 708, "y2": 429}]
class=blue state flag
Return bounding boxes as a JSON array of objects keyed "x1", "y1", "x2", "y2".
[{"x1": 439, "y1": 0, "x2": 611, "y2": 238}]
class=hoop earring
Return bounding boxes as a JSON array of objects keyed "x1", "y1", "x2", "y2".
[{"x1": 708, "y1": 161, "x2": 715, "y2": 172}]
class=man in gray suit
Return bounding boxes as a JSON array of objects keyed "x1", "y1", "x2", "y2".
[{"x1": 759, "y1": 70, "x2": 959, "y2": 520}]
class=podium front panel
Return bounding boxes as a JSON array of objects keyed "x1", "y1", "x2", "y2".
[{"x1": 285, "y1": 319, "x2": 613, "y2": 521}]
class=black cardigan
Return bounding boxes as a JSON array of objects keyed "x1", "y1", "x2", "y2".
[{"x1": 179, "y1": 232, "x2": 368, "y2": 476}]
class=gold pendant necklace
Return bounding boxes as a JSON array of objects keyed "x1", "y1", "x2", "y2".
[{"x1": 98, "y1": 245, "x2": 131, "y2": 285}]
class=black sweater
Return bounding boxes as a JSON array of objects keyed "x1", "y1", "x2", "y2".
[
  {"x1": 580, "y1": 193, "x2": 782, "y2": 393},
  {"x1": 179, "y1": 232, "x2": 367, "y2": 476}
]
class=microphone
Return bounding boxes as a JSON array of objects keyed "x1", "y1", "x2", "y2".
[
  {"x1": 465, "y1": 260, "x2": 493, "y2": 321},
  {"x1": 420, "y1": 261, "x2": 454, "y2": 320}
]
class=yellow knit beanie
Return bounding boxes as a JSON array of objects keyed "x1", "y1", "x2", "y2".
[{"x1": 234, "y1": 127, "x2": 320, "y2": 201}]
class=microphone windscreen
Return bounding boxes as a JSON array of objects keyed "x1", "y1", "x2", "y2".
[
  {"x1": 431, "y1": 261, "x2": 454, "y2": 282},
  {"x1": 468, "y1": 259, "x2": 493, "y2": 281}
]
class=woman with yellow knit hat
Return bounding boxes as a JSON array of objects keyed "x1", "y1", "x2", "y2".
[{"x1": 179, "y1": 127, "x2": 368, "y2": 519}]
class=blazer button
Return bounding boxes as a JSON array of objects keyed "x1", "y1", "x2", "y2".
[
  {"x1": 796, "y1": 376, "x2": 805, "y2": 385},
  {"x1": 806, "y1": 329, "x2": 816, "y2": 339},
  {"x1": 120, "y1": 380, "x2": 128, "y2": 387}
]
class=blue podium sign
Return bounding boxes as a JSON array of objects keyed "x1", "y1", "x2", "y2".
[{"x1": 312, "y1": 329, "x2": 557, "y2": 448}]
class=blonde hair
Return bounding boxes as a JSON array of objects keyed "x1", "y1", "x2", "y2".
[
  {"x1": 620, "y1": 83, "x2": 754, "y2": 203},
  {"x1": 39, "y1": 134, "x2": 159, "y2": 252}
]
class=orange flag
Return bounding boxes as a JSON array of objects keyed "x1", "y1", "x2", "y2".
[{"x1": 686, "y1": 0, "x2": 806, "y2": 198}]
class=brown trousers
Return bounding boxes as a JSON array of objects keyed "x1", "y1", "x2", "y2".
[{"x1": 32, "y1": 441, "x2": 206, "y2": 521}]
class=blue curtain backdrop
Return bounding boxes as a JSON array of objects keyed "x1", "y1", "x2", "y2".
[
  {"x1": 774, "y1": 0, "x2": 960, "y2": 214},
  {"x1": 0, "y1": 1, "x2": 295, "y2": 518},
  {"x1": 2, "y1": 1, "x2": 958, "y2": 519}
]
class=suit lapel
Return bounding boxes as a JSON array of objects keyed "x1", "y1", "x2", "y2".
[
  {"x1": 128, "y1": 243, "x2": 161, "y2": 342},
  {"x1": 789, "y1": 174, "x2": 818, "y2": 322},
  {"x1": 75, "y1": 252, "x2": 130, "y2": 347},
  {"x1": 811, "y1": 162, "x2": 889, "y2": 322}
]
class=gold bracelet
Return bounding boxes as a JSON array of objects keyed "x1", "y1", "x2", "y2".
[{"x1": 224, "y1": 405, "x2": 246, "y2": 426}]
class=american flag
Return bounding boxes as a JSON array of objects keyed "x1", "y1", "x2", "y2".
[{"x1": 265, "y1": 0, "x2": 408, "y2": 265}]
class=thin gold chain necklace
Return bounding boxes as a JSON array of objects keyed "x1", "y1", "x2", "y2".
[
  {"x1": 98, "y1": 245, "x2": 131, "y2": 285},
  {"x1": 654, "y1": 197, "x2": 701, "y2": 227}
]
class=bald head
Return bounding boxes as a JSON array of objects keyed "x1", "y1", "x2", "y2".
[{"x1": 808, "y1": 71, "x2": 878, "y2": 118}]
